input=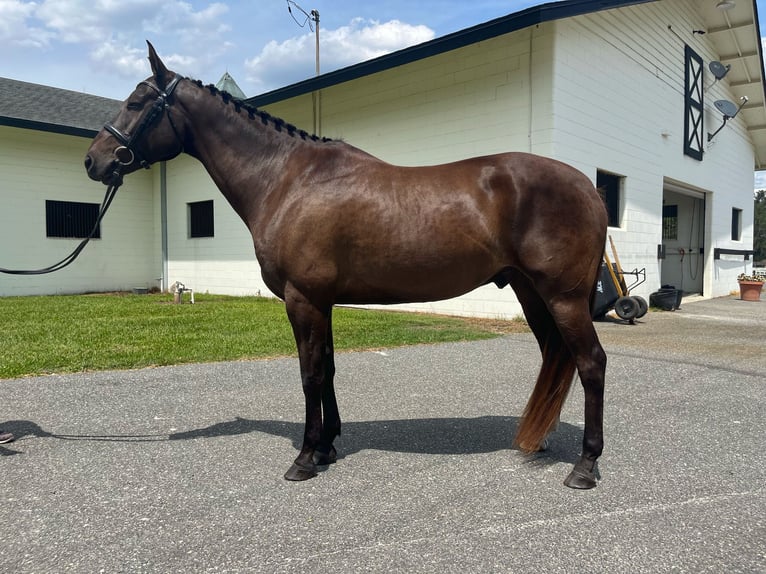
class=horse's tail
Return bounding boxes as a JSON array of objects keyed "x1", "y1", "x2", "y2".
[{"x1": 514, "y1": 327, "x2": 577, "y2": 452}]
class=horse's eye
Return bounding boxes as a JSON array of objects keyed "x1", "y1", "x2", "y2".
[{"x1": 126, "y1": 102, "x2": 143, "y2": 111}]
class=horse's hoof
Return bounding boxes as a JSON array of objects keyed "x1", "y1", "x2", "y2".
[
  {"x1": 284, "y1": 462, "x2": 317, "y2": 481},
  {"x1": 564, "y1": 468, "x2": 598, "y2": 489},
  {"x1": 313, "y1": 446, "x2": 337, "y2": 466}
]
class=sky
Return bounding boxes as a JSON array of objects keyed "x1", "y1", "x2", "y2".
[
  {"x1": 1, "y1": 0, "x2": 765, "y2": 186},
  {"x1": 0, "y1": 0, "x2": 543, "y2": 99}
]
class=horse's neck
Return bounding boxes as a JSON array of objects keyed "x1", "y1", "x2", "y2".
[{"x1": 179, "y1": 84, "x2": 303, "y2": 224}]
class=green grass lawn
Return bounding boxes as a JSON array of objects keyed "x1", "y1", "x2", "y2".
[{"x1": 0, "y1": 293, "x2": 527, "y2": 379}]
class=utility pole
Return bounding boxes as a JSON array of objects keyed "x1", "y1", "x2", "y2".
[{"x1": 287, "y1": 2, "x2": 321, "y2": 136}]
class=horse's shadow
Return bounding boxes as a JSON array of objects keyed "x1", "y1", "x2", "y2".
[
  {"x1": 169, "y1": 415, "x2": 584, "y2": 466},
  {"x1": 1, "y1": 416, "x2": 583, "y2": 467}
]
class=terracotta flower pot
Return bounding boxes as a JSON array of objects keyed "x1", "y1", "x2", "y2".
[{"x1": 738, "y1": 280, "x2": 764, "y2": 301}]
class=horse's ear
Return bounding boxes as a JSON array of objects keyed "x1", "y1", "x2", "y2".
[{"x1": 146, "y1": 41, "x2": 169, "y2": 88}]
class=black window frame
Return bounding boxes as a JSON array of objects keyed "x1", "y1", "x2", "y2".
[
  {"x1": 731, "y1": 207, "x2": 742, "y2": 241},
  {"x1": 188, "y1": 199, "x2": 215, "y2": 238},
  {"x1": 45, "y1": 200, "x2": 101, "y2": 239},
  {"x1": 662, "y1": 204, "x2": 679, "y2": 240},
  {"x1": 596, "y1": 170, "x2": 623, "y2": 228}
]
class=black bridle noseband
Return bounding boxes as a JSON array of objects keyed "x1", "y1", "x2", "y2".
[{"x1": 0, "y1": 75, "x2": 184, "y2": 275}]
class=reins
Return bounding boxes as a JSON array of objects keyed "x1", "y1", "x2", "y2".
[{"x1": 0, "y1": 75, "x2": 183, "y2": 276}]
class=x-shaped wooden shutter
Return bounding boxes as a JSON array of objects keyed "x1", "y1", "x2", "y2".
[{"x1": 684, "y1": 45, "x2": 704, "y2": 161}]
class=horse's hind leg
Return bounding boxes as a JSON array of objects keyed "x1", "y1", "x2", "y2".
[{"x1": 548, "y1": 296, "x2": 607, "y2": 489}]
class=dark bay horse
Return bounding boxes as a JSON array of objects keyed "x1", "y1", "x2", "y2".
[{"x1": 85, "y1": 43, "x2": 607, "y2": 489}]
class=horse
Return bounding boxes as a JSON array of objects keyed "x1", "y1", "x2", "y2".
[{"x1": 84, "y1": 42, "x2": 608, "y2": 489}]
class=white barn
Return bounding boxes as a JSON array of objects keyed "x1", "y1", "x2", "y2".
[{"x1": 2, "y1": 0, "x2": 765, "y2": 319}]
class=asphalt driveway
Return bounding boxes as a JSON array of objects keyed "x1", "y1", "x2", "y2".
[{"x1": 1, "y1": 295, "x2": 764, "y2": 573}]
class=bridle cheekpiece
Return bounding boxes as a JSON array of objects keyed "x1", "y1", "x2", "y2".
[{"x1": 103, "y1": 74, "x2": 183, "y2": 179}]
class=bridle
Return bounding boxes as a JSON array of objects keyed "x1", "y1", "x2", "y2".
[
  {"x1": 103, "y1": 74, "x2": 184, "y2": 184},
  {"x1": 0, "y1": 75, "x2": 184, "y2": 276}
]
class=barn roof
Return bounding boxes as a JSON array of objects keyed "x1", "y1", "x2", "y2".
[{"x1": 0, "y1": 77, "x2": 120, "y2": 138}]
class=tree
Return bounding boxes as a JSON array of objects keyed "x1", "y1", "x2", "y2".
[{"x1": 755, "y1": 190, "x2": 766, "y2": 265}]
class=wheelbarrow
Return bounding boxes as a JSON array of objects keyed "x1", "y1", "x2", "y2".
[{"x1": 592, "y1": 236, "x2": 647, "y2": 323}]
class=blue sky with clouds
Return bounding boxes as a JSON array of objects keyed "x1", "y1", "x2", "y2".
[
  {"x1": 0, "y1": 0, "x2": 541, "y2": 99},
  {"x1": 1, "y1": 0, "x2": 765, "y2": 186}
]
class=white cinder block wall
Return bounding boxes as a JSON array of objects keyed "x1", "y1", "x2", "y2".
[{"x1": 163, "y1": 155, "x2": 271, "y2": 296}]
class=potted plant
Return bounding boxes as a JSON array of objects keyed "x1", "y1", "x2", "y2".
[{"x1": 737, "y1": 272, "x2": 766, "y2": 301}]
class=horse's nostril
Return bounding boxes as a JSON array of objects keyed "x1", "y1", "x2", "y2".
[{"x1": 84, "y1": 155, "x2": 93, "y2": 170}]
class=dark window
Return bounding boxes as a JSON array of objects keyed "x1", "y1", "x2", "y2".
[
  {"x1": 596, "y1": 170, "x2": 622, "y2": 228},
  {"x1": 731, "y1": 207, "x2": 742, "y2": 241},
  {"x1": 683, "y1": 45, "x2": 704, "y2": 161},
  {"x1": 188, "y1": 200, "x2": 214, "y2": 238},
  {"x1": 662, "y1": 205, "x2": 678, "y2": 240},
  {"x1": 46, "y1": 200, "x2": 100, "y2": 239}
]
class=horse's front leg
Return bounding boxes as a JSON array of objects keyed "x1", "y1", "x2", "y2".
[
  {"x1": 314, "y1": 312, "x2": 341, "y2": 466},
  {"x1": 283, "y1": 288, "x2": 331, "y2": 481}
]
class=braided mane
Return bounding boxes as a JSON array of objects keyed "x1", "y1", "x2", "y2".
[{"x1": 190, "y1": 79, "x2": 331, "y2": 143}]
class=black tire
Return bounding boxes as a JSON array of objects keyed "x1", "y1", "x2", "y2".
[
  {"x1": 614, "y1": 296, "x2": 639, "y2": 320},
  {"x1": 633, "y1": 296, "x2": 648, "y2": 318}
]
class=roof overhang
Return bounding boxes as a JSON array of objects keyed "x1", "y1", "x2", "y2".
[
  {"x1": 0, "y1": 116, "x2": 98, "y2": 138},
  {"x1": 699, "y1": 0, "x2": 766, "y2": 170}
]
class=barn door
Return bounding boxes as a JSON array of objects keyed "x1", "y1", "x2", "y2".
[{"x1": 661, "y1": 186, "x2": 706, "y2": 295}]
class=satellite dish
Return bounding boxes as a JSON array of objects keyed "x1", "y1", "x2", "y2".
[
  {"x1": 714, "y1": 99, "x2": 739, "y2": 118},
  {"x1": 708, "y1": 61, "x2": 730, "y2": 80},
  {"x1": 708, "y1": 97, "x2": 748, "y2": 142}
]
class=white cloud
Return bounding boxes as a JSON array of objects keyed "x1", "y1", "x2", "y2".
[
  {"x1": 245, "y1": 18, "x2": 435, "y2": 92},
  {"x1": 142, "y1": 2, "x2": 230, "y2": 47},
  {"x1": 0, "y1": 0, "x2": 230, "y2": 70},
  {"x1": 324, "y1": 18, "x2": 434, "y2": 61},
  {"x1": 0, "y1": 0, "x2": 53, "y2": 48},
  {"x1": 3, "y1": 1, "x2": 232, "y2": 78},
  {"x1": 35, "y1": 0, "x2": 156, "y2": 43},
  {"x1": 90, "y1": 40, "x2": 150, "y2": 79}
]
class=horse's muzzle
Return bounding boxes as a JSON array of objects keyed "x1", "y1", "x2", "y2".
[{"x1": 84, "y1": 154, "x2": 122, "y2": 186}]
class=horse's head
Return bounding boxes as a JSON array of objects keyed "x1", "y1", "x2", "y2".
[{"x1": 84, "y1": 42, "x2": 186, "y2": 186}]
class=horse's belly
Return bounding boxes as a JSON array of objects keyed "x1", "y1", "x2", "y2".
[{"x1": 335, "y1": 256, "x2": 498, "y2": 305}]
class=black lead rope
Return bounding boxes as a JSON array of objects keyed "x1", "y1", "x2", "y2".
[{"x1": 0, "y1": 181, "x2": 121, "y2": 275}]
